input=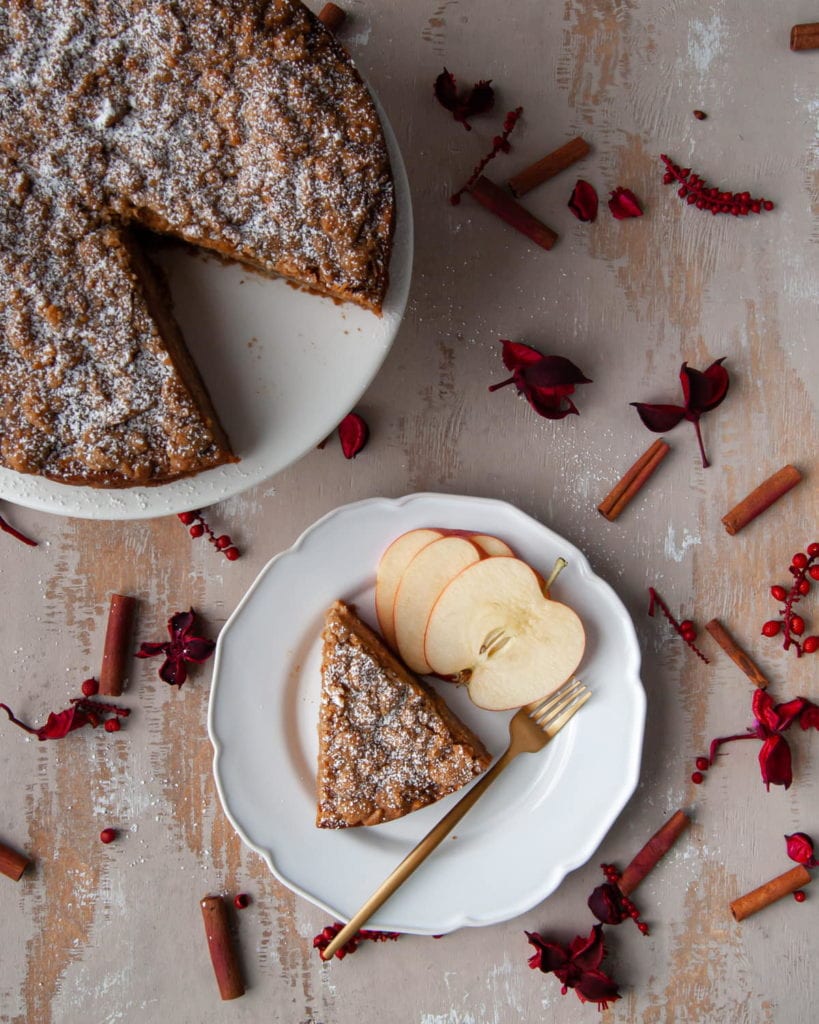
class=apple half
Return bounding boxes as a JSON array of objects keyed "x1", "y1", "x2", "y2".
[
  {"x1": 393, "y1": 535, "x2": 484, "y2": 673},
  {"x1": 423, "y1": 556, "x2": 585, "y2": 710}
]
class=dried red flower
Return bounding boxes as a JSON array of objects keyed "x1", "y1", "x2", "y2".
[
  {"x1": 488, "y1": 340, "x2": 591, "y2": 419},
  {"x1": 710, "y1": 689, "x2": 819, "y2": 789},
  {"x1": 526, "y1": 924, "x2": 620, "y2": 1009},
  {"x1": 568, "y1": 179, "x2": 599, "y2": 222},
  {"x1": 0, "y1": 696, "x2": 129, "y2": 740},
  {"x1": 608, "y1": 187, "x2": 643, "y2": 219},
  {"x1": 632, "y1": 358, "x2": 729, "y2": 468},
  {"x1": 433, "y1": 69, "x2": 494, "y2": 130},
  {"x1": 338, "y1": 412, "x2": 369, "y2": 459},
  {"x1": 313, "y1": 922, "x2": 401, "y2": 960},
  {"x1": 785, "y1": 832, "x2": 819, "y2": 868},
  {"x1": 136, "y1": 609, "x2": 215, "y2": 687}
]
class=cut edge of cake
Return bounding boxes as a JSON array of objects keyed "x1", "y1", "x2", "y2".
[{"x1": 316, "y1": 600, "x2": 492, "y2": 829}]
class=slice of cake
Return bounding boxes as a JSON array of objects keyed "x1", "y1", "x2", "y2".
[{"x1": 317, "y1": 601, "x2": 491, "y2": 828}]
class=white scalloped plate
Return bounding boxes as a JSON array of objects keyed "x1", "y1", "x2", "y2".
[
  {"x1": 0, "y1": 98, "x2": 412, "y2": 520},
  {"x1": 209, "y1": 493, "x2": 646, "y2": 935}
]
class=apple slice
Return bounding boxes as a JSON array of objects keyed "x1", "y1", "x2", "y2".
[
  {"x1": 393, "y1": 536, "x2": 483, "y2": 673},
  {"x1": 423, "y1": 557, "x2": 585, "y2": 710},
  {"x1": 375, "y1": 528, "x2": 444, "y2": 648},
  {"x1": 470, "y1": 533, "x2": 514, "y2": 557}
]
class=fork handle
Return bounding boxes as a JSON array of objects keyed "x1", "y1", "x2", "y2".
[{"x1": 321, "y1": 746, "x2": 519, "y2": 959}]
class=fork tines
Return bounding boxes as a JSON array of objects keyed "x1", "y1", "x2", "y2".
[{"x1": 527, "y1": 679, "x2": 589, "y2": 730}]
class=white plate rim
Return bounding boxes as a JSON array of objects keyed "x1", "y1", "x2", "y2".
[{"x1": 208, "y1": 492, "x2": 647, "y2": 934}]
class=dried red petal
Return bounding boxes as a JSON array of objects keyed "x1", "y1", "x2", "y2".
[
  {"x1": 588, "y1": 882, "x2": 628, "y2": 924},
  {"x1": 679, "y1": 359, "x2": 729, "y2": 413},
  {"x1": 168, "y1": 610, "x2": 196, "y2": 640},
  {"x1": 159, "y1": 656, "x2": 188, "y2": 688},
  {"x1": 0, "y1": 702, "x2": 93, "y2": 740},
  {"x1": 433, "y1": 68, "x2": 494, "y2": 129},
  {"x1": 631, "y1": 402, "x2": 686, "y2": 432},
  {"x1": 575, "y1": 967, "x2": 621, "y2": 1008},
  {"x1": 567, "y1": 924, "x2": 606, "y2": 972},
  {"x1": 500, "y1": 339, "x2": 545, "y2": 371},
  {"x1": 433, "y1": 69, "x2": 459, "y2": 112},
  {"x1": 785, "y1": 832, "x2": 819, "y2": 867},
  {"x1": 181, "y1": 636, "x2": 217, "y2": 663},
  {"x1": 136, "y1": 642, "x2": 168, "y2": 659},
  {"x1": 526, "y1": 932, "x2": 570, "y2": 974},
  {"x1": 758, "y1": 733, "x2": 792, "y2": 789},
  {"x1": 338, "y1": 412, "x2": 369, "y2": 459},
  {"x1": 568, "y1": 179, "x2": 599, "y2": 222},
  {"x1": 799, "y1": 702, "x2": 819, "y2": 730},
  {"x1": 608, "y1": 187, "x2": 643, "y2": 219}
]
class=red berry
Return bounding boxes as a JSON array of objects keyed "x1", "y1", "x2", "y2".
[
  {"x1": 81, "y1": 678, "x2": 99, "y2": 697},
  {"x1": 790, "y1": 615, "x2": 806, "y2": 636},
  {"x1": 215, "y1": 535, "x2": 231, "y2": 550},
  {"x1": 691, "y1": 771, "x2": 704, "y2": 784},
  {"x1": 770, "y1": 585, "x2": 787, "y2": 602},
  {"x1": 178, "y1": 512, "x2": 196, "y2": 525},
  {"x1": 762, "y1": 620, "x2": 781, "y2": 637},
  {"x1": 679, "y1": 619, "x2": 694, "y2": 632},
  {"x1": 189, "y1": 524, "x2": 204, "y2": 538},
  {"x1": 104, "y1": 719, "x2": 121, "y2": 732},
  {"x1": 638, "y1": 921, "x2": 649, "y2": 934},
  {"x1": 224, "y1": 547, "x2": 240, "y2": 561},
  {"x1": 807, "y1": 543, "x2": 819, "y2": 557},
  {"x1": 762, "y1": 200, "x2": 774, "y2": 211},
  {"x1": 234, "y1": 893, "x2": 250, "y2": 910},
  {"x1": 797, "y1": 579, "x2": 811, "y2": 595},
  {"x1": 696, "y1": 757, "x2": 709, "y2": 772},
  {"x1": 802, "y1": 636, "x2": 819, "y2": 654},
  {"x1": 794, "y1": 890, "x2": 807, "y2": 903},
  {"x1": 100, "y1": 828, "x2": 117, "y2": 844},
  {"x1": 792, "y1": 553, "x2": 809, "y2": 570},
  {"x1": 809, "y1": 566, "x2": 819, "y2": 581}
]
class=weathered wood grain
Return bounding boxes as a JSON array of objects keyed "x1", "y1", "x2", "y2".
[{"x1": 0, "y1": 1, "x2": 816, "y2": 1021}]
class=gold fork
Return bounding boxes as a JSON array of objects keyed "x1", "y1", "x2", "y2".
[{"x1": 321, "y1": 678, "x2": 590, "y2": 959}]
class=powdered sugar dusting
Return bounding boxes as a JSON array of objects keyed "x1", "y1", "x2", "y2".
[{"x1": 316, "y1": 602, "x2": 489, "y2": 829}]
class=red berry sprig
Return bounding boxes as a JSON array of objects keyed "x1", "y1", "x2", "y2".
[
  {"x1": 178, "y1": 510, "x2": 240, "y2": 561},
  {"x1": 762, "y1": 544, "x2": 818, "y2": 657},
  {"x1": 660, "y1": 155, "x2": 774, "y2": 216},
  {"x1": 648, "y1": 587, "x2": 710, "y2": 663},
  {"x1": 450, "y1": 106, "x2": 523, "y2": 205}
]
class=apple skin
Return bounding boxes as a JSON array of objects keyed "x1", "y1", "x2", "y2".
[
  {"x1": 375, "y1": 529, "x2": 515, "y2": 649},
  {"x1": 422, "y1": 557, "x2": 586, "y2": 710},
  {"x1": 392, "y1": 535, "x2": 483, "y2": 673}
]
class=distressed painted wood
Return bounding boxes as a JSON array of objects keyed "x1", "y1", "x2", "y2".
[{"x1": 1, "y1": 1, "x2": 817, "y2": 1021}]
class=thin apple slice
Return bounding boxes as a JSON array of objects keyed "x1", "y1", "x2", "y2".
[
  {"x1": 423, "y1": 557, "x2": 585, "y2": 710},
  {"x1": 470, "y1": 533, "x2": 514, "y2": 557},
  {"x1": 393, "y1": 536, "x2": 484, "y2": 673},
  {"x1": 375, "y1": 528, "x2": 444, "y2": 648}
]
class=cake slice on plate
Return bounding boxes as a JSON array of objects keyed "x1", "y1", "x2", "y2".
[{"x1": 316, "y1": 601, "x2": 491, "y2": 828}]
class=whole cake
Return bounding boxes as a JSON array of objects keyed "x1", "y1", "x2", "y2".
[
  {"x1": 317, "y1": 602, "x2": 491, "y2": 828},
  {"x1": 0, "y1": 0, "x2": 394, "y2": 487}
]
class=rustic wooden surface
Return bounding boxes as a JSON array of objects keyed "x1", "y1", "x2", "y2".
[{"x1": 1, "y1": 1, "x2": 817, "y2": 1021}]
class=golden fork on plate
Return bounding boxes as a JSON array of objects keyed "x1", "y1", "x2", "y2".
[{"x1": 321, "y1": 677, "x2": 591, "y2": 960}]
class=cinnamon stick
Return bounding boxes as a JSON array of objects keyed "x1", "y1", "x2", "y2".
[
  {"x1": 99, "y1": 594, "x2": 137, "y2": 697},
  {"x1": 618, "y1": 809, "x2": 691, "y2": 897},
  {"x1": 705, "y1": 618, "x2": 769, "y2": 689},
  {"x1": 469, "y1": 176, "x2": 558, "y2": 251},
  {"x1": 598, "y1": 439, "x2": 670, "y2": 521},
  {"x1": 318, "y1": 2, "x2": 345, "y2": 31},
  {"x1": 507, "y1": 136, "x2": 591, "y2": 197},
  {"x1": 0, "y1": 839, "x2": 31, "y2": 881},
  {"x1": 790, "y1": 23, "x2": 819, "y2": 51},
  {"x1": 721, "y1": 464, "x2": 802, "y2": 535},
  {"x1": 200, "y1": 895, "x2": 245, "y2": 1000},
  {"x1": 730, "y1": 865, "x2": 811, "y2": 921}
]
